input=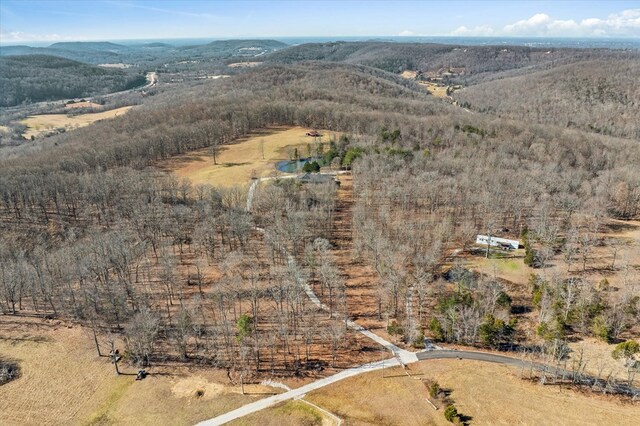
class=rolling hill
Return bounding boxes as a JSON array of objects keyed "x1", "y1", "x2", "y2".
[
  {"x1": 0, "y1": 39, "x2": 288, "y2": 65},
  {"x1": 0, "y1": 55, "x2": 146, "y2": 107},
  {"x1": 454, "y1": 59, "x2": 640, "y2": 139}
]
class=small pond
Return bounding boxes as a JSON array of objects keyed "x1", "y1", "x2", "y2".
[{"x1": 276, "y1": 157, "x2": 321, "y2": 173}]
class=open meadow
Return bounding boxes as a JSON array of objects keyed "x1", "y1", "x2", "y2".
[
  {"x1": 20, "y1": 106, "x2": 133, "y2": 139},
  {"x1": 0, "y1": 315, "x2": 286, "y2": 426},
  {"x1": 161, "y1": 127, "x2": 339, "y2": 187}
]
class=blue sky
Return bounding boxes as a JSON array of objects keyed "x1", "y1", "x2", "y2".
[{"x1": 1, "y1": 1, "x2": 639, "y2": 43}]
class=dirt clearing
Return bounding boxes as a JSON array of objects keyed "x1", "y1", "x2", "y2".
[{"x1": 21, "y1": 106, "x2": 133, "y2": 139}]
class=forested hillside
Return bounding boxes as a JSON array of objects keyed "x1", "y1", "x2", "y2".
[
  {"x1": 1, "y1": 57, "x2": 639, "y2": 385},
  {"x1": 0, "y1": 39, "x2": 288, "y2": 66},
  {"x1": 455, "y1": 59, "x2": 640, "y2": 140},
  {"x1": 0, "y1": 55, "x2": 146, "y2": 107},
  {"x1": 265, "y1": 41, "x2": 631, "y2": 79}
]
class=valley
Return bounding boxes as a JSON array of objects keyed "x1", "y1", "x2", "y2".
[{"x1": 1, "y1": 15, "x2": 639, "y2": 426}]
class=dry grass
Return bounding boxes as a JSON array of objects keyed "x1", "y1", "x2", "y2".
[
  {"x1": 0, "y1": 315, "x2": 115, "y2": 425},
  {"x1": 230, "y1": 400, "x2": 330, "y2": 426},
  {"x1": 87, "y1": 373, "x2": 278, "y2": 426},
  {"x1": 400, "y1": 70, "x2": 417, "y2": 79},
  {"x1": 568, "y1": 337, "x2": 637, "y2": 385},
  {"x1": 0, "y1": 315, "x2": 280, "y2": 426},
  {"x1": 417, "y1": 82, "x2": 449, "y2": 98},
  {"x1": 161, "y1": 127, "x2": 339, "y2": 188},
  {"x1": 21, "y1": 106, "x2": 133, "y2": 139},
  {"x1": 298, "y1": 360, "x2": 639, "y2": 426}
]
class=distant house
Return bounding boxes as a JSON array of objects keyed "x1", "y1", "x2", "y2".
[
  {"x1": 297, "y1": 173, "x2": 340, "y2": 186},
  {"x1": 305, "y1": 130, "x2": 321, "y2": 137},
  {"x1": 475, "y1": 235, "x2": 519, "y2": 250}
]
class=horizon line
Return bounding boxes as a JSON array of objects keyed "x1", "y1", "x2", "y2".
[{"x1": 2, "y1": 34, "x2": 639, "y2": 46}]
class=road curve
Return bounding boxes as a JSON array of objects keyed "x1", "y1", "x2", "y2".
[{"x1": 196, "y1": 358, "x2": 401, "y2": 426}]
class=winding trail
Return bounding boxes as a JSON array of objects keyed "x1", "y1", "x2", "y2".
[{"x1": 199, "y1": 174, "x2": 639, "y2": 425}]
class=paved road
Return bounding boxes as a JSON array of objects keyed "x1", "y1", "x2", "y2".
[
  {"x1": 417, "y1": 349, "x2": 526, "y2": 366},
  {"x1": 196, "y1": 348, "x2": 547, "y2": 425},
  {"x1": 196, "y1": 358, "x2": 401, "y2": 426}
]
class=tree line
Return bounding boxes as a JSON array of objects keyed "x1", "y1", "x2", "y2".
[{"x1": 0, "y1": 61, "x2": 638, "y2": 378}]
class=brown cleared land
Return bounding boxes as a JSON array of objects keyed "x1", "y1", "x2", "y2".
[
  {"x1": 160, "y1": 127, "x2": 339, "y2": 188},
  {"x1": 21, "y1": 106, "x2": 133, "y2": 139}
]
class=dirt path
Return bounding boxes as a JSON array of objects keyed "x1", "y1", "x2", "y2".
[
  {"x1": 249, "y1": 174, "x2": 414, "y2": 362},
  {"x1": 197, "y1": 173, "x2": 640, "y2": 425}
]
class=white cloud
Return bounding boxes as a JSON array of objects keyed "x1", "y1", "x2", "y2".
[
  {"x1": 503, "y1": 13, "x2": 551, "y2": 35},
  {"x1": 398, "y1": 30, "x2": 415, "y2": 36},
  {"x1": 0, "y1": 28, "x2": 83, "y2": 43},
  {"x1": 452, "y1": 25, "x2": 494, "y2": 36},
  {"x1": 449, "y1": 8, "x2": 640, "y2": 37},
  {"x1": 503, "y1": 9, "x2": 640, "y2": 36}
]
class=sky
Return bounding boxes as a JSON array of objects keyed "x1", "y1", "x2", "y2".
[{"x1": 1, "y1": 1, "x2": 639, "y2": 43}]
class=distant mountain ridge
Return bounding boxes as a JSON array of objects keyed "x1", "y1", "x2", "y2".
[{"x1": 0, "y1": 39, "x2": 288, "y2": 64}]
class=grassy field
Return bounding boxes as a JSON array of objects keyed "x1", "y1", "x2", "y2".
[
  {"x1": 417, "y1": 81, "x2": 449, "y2": 98},
  {"x1": 294, "y1": 360, "x2": 638, "y2": 426},
  {"x1": 21, "y1": 106, "x2": 133, "y2": 139},
  {"x1": 230, "y1": 400, "x2": 331, "y2": 426},
  {"x1": 0, "y1": 315, "x2": 278, "y2": 426},
  {"x1": 162, "y1": 127, "x2": 339, "y2": 188}
]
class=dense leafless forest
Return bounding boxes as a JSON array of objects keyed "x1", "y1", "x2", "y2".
[
  {"x1": 1, "y1": 41, "x2": 639, "y2": 388},
  {"x1": 455, "y1": 59, "x2": 640, "y2": 139},
  {"x1": 0, "y1": 55, "x2": 147, "y2": 107}
]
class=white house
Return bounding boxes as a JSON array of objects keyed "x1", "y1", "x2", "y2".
[{"x1": 475, "y1": 235, "x2": 520, "y2": 250}]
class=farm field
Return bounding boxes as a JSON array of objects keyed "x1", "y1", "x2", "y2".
[
  {"x1": 399, "y1": 70, "x2": 451, "y2": 98},
  {"x1": 20, "y1": 106, "x2": 133, "y2": 139},
  {"x1": 417, "y1": 81, "x2": 449, "y2": 98},
  {"x1": 0, "y1": 316, "x2": 280, "y2": 426},
  {"x1": 161, "y1": 127, "x2": 339, "y2": 187},
  {"x1": 241, "y1": 360, "x2": 640, "y2": 426}
]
